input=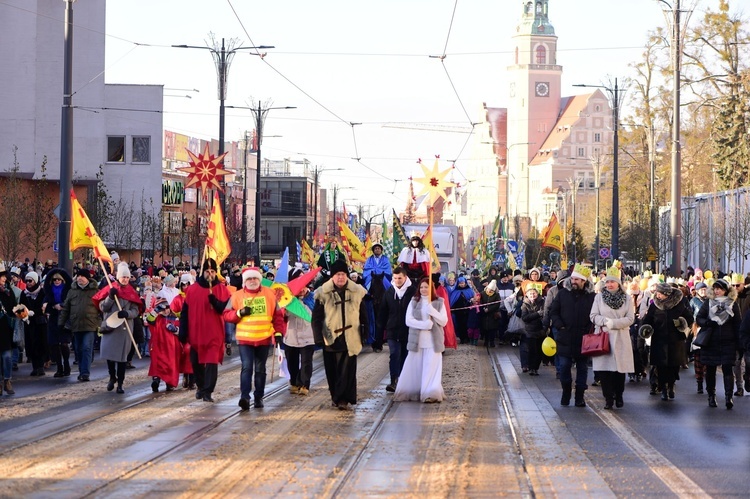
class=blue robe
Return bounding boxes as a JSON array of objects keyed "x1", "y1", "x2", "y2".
[{"x1": 363, "y1": 255, "x2": 392, "y2": 291}]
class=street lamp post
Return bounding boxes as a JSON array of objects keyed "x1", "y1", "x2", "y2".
[
  {"x1": 172, "y1": 38, "x2": 274, "y2": 210},
  {"x1": 312, "y1": 166, "x2": 344, "y2": 236},
  {"x1": 591, "y1": 153, "x2": 604, "y2": 271},
  {"x1": 227, "y1": 104, "x2": 295, "y2": 265},
  {"x1": 567, "y1": 176, "x2": 583, "y2": 263},
  {"x1": 58, "y1": 0, "x2": 75, "y2": 274},
  {"x1": 331, "y1": 185, "x2": 353, "y2": 236},
  {"x1": 573, "y1": 79, "x2": 621, "y2": 261}
]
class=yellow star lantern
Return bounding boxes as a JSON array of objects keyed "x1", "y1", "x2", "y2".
[
  {"x1": 413, "y1": 158, "x2": 453, "y2": 206},
  {"x1": 177, "y1": 143, "x2": 231, "y2": 195}
]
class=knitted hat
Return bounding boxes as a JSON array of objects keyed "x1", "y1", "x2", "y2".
[
  {"x1": 655, "y1": 283, "x2": 673, "y2": 295},
  {"x1": 116, "y1": 262, "x2": 131, "y2": 279},
  {"x1": 604, "y1": 265, "x2": 621, "y2": 284},
  {"x1": 485, "y1": 280, "x2": 498, "y2": 292},
  {"x1": 202, "y1": 258, "x2": 218, "y2": 272},
  {"x1": 153, "y1": 297, "x2": 170, "y2": 312},
  {"x1": 242, "y1": 267, "x2": 263, "y2": 282},
  {"x1": 163, "y1": 274, "x2": 176, "y2": 286},
  {"x1": 10, "y1": 267, "x2": 20, "y2": 277},
  {"x1": 25, "y1": 271, "x2": 39, "y2": 284},
  {"x1": 570, "y1": 263, "x2": 592, "y2": 281},
  {"x1": 110, "y1": 251, "x2": 120, "y2": 262},
  {"x1": 330, "y1": 259, "x2": 349, "y2": 276},
  {"x1": 75, "y1": 268, "x2": 92, "y2": 279},
  {"x1": 371, "y1": 243, "x2": 383, "y2": 251}
]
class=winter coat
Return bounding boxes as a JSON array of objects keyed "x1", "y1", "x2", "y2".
[
  {"x1": 284, "y1": 303, "x2": 315, "y2": 348},
  {"x1": 59, "y1": 278, "x2": 101, "y2": 332},
  {"x1": 0, "y1": 284, "x2": 17, "y2": 352},
  {"x1": 641, "y1": 287, "x2": 693, "y2": 368},
  {"x1": 178, "y1": 277, "x2": 231, "y2": 364},
  {"x1": 589, "y1": 286, "x2": 635, "y2": 373},
  {"x1": 696, "y1": 290, "x2": 741, "y2": 366},
  {"x1": 99, "y1": 290, "x2": 141, "y2": 362},
  {"x1": 42, "y1": 268, "x2": 72, "y2": 343},
  {"x1": 548, "y1": 278, "x2": 595, "y2": 358},
  {"x1": 405, "y1": 296, "x2": 448, "y2": 353},
  {"x1": 521, "y1": 296, "x2": 545, "y2": 339},
  {"x1": 479, "y1": 291, "x2": 501, "y2": 331},
  {"x1": 377, "y1": 279, "x2": 417, "y2": 342},
  {"x1": 21, "y1": 283, "x2": 48, "y2": 345},
  {"x1": 312, "y1": 279, "x2": 368, "y2": 356}
]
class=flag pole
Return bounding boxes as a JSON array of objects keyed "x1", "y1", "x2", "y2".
[
  {"x1": 428, "y1": 205, "x2": 434, "y2": 292},
  {"x1": 98, "y1": 256, "x2": 141, "y2": 359}
]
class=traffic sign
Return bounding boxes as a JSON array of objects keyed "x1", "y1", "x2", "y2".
[
  {"x1": 647, "y1": 246, "x2": 657, "y2": 261},
  {"x1": 599, "y1": 247, "x2": 610, "y2": 259}
]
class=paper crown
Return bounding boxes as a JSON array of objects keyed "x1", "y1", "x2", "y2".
[
  {"x1": 570, "y1": 263, "x2": 591, "y2": 280},
  {"x1": 522, "y1": 280, "x2": 544, "y2": 295},
  {"x1": 605, "y1": 264, "x2": 621, "y2": 282},
  {"x1": 408, "y1": 230, "x2": 420, "y2": 239},
  {"x1": 731, "y1": 273, "x2": 744, "y2": 285}
]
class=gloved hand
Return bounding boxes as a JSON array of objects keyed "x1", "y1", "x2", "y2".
[
  {"x1": 117, "y1": 310, "x2": 129, "y2": 319},
  {"x1": 274, "y1": 332, "x2": 283, "y2": 344},
  {"x1": 108, "y1": 287, "x2": 119, "y2": 299},
  {"x1": 166, "y1": 323, "x2": 178, "y2": 333},
  {"x1": 605, "y1": 318, "x2": 615, "y2": 330},
  {"x1": 237, "y1": 306, "x2": 252, "y2": 318},
  {"x1": 676, "y1": 316, "x2": 689, "y2": 333},
  {"x1": 208, "y1": 294, "x2": 219, "y2": 307}
]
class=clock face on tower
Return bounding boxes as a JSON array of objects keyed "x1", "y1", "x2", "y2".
[{"x1": 535, "y1": 81, "x2": 550, "y2": 97}]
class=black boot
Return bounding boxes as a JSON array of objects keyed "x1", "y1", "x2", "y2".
[
  {"x1": 726, "y1": 395, "x2": 734, "y2": 409},
  {"x1": 724, "y1": 375, "x2": 735, "y2": 409},
  {"x1": 386, "y1": 376, "x2": 397, "y2": 393},
  {"x1": 667, "y1": 383, "x2": 675, "y2": 399},
  {"x1": 615, "y1": 393, "x2": 624, "y2": 408},
  {"x1": 660, "y1": 384, "x2": 669, "y2": 401},
  {"x1": 561, "y1": 381, "x2": 572, "y2": 406},
  {"x1": 697, "y1": 379, "x2": 704, "y2": 394},
  {"x1": 574, "y1": 387, "x2": 586, "y2": 407},
  {"x1": 708, "y1": 391, "x2": 717, "y2": 408},
  {"x1": 604, "y1": 397, "x2": 614, "y2": 410},
  {"x1": 151, "y1": 377, "x2": 160, "y2": 393},
  {"x1": 107, "y1": 377, "x2": 116, "y2": 391}
]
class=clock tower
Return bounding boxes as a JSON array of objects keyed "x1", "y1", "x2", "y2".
[{"x1": 506, "y1": 0, "x2": 562, "y2": 220}]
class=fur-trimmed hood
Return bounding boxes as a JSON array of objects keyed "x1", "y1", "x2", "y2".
[
  {"x1": 652, "y1": 286, "x2": 684, "y2": 310},
  {"x1": 706, "y1": 285, "x2": 738, "y2": 302}
]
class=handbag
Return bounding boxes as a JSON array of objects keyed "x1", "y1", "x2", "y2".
[
  {"x1": 692, "y1": 327, "x2": 712, "y2": 348},
  {"x1": 581, "y1": 327, "x2": 610, "y2": 356}
]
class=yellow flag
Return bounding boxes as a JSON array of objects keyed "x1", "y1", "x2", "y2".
[
  {"x1": 300, "y1": 240, "x2": 316, "y2": 264},
  {"x1": 541, "y1": 213, "x2": 564, "y2": 252},
  {"x1": 421, "y1": 226, "x2": 441, "y2": 273},
  {"x1": 363, "y1": 234, "x2": 373, "y2": 260},
  {"x1": 205, "y1": 191, "x2": 231, "y2": 265},
  {"x1": 70, "y1": 190, "x2": 112, "y2": 265},
  {"x1": 338, "y1": 220, "x2": 366, "y2": 263}
]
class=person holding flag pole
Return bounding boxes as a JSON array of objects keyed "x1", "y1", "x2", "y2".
[{"x1": 70, "y1": 190, "x2": 145, "y2": 392}]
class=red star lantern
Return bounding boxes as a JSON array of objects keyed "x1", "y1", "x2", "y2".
[{"x1": 177, "y1": 144, "x2": 231, "y2": 195}]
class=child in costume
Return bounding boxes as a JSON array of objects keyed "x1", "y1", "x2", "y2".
[{"x1": 146, "y1": 298, "x2": 182, "y2": 392}]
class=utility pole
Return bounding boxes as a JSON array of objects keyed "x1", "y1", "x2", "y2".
[
  {"x1": 58, "y1": 0, "x2": 74, "y2": 274},
  {"x1": 670, "y1": 0, "x2": 683, "y2": 276},
  {"x1": 241, "y1": 130, "x2": 250, "y2": 262}
]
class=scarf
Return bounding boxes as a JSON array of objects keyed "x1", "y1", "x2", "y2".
[
  {"x1": 393, "y1": 277, "x2": 412, "y2": 300},
  {"x1": 601, "y1": 288, "x2": 627, "y2": 310},
  {"x1": 24, "y1": 284, "x2": 42, "y2": 300},
  {"x1": 709, "y1": 296, "x2": 734, "y2": 325},
  {"x1": 52, "y1": 283, "x2": 64, "y2": 304}
]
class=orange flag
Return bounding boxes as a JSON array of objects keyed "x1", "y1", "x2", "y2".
[
  {"x1": 541, "y1": 213, "x2": 564, "y2": 252},
  {"x1": 70, "y1": 190, "x2": 112, "y2": 266},
  {"x1": 205, "y1": 191, "x2": 232, "y2": 265}
]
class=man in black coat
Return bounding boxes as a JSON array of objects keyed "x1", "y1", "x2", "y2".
[
  {"x1": 377, "y1": 267, "x2": 416, "y2": 392},
  {"x1": 548, "y1": 265, "x2": 595, "y2": 407}
]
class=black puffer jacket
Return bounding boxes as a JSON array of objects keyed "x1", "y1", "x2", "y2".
[
  {"x1": 548, "y1": 278, "x2": 595, "y2": 358},
  {"x1": 0, "y1": 283, "x2": 17, "y2": 352},
  {"x1": 521, "y1": 295, "x2": 545, "y2": 339},
  {"x1": 696, "y1": 291, "x2": 741, "y2": 366}
]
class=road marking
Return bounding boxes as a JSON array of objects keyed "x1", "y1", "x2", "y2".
[{"x1": 594, "y1": 407, "x2": 709, "y2": 497}]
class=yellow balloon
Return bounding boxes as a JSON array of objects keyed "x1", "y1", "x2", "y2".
[
  {"x1": 704, "y1": 270, "x2": 713, "y2": 279},
  {"x1": 542, "y1": 336, "x2": 557, "y2": 357},
  {"x1": 639, "y1": 278, "x2": 649, "y2": 291}
]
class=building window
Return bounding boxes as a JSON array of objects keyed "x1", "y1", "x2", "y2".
[
  {"x1": 577, "y1": 147, "x2": 585, "y2": 157},
  {"x1": 107, "y1": 136, "x2": 125, "y2": 163},
  {"x1": 132, "y1": 136, "x2": 151, "y2": 164},
  {"x1": 281, "y1": 190, "x2": 303, "y2": 216},
  {"x1": 594, "y1": 133, "x2": 601, "y2": 143},
  {"x1": 536, "y1": 45, "x2": 546, "y2": 64},
  {"x1": 595, "y1": 105, "x2": 601, "y2": 112}
]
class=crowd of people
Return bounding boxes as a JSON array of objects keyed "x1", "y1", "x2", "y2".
[{"x1": 3, "y1": 241, "x2": 750, "y2": 416}]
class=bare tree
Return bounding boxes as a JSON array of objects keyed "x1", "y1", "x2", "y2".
[
  {"x1": 0, "y1": 147, "x2": 29, "y2": 263},
  {"x1": 24, "y1": 156, "x2": 58, "y2": 260}
]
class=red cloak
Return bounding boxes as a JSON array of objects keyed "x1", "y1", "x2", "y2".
[
  {"x1": 92, "y1": 282, "x2": 145, "y2": 314},
  {"x1": 147, "y1": 315, "x2": 182, "y2": 387},
  {"x1": 436, "y1": 285, "x2": 457, "y2": 349},
  {"x1": 183, "y1": 280, "x2": 231, "y2": 364}
]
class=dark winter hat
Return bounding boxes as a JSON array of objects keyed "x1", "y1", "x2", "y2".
[
  {"x1": 330, "y1": 259, "x2": 349, "y2": 276},
  {"x1": 712, "y1": 279, "x2": 730, "y2": 293},
  {"x1": 371, "y1": 243, "x2": 383, "y2": 251},
  {"x1": 655, "y1": 283, "x2": 674, "y2": 295},
  {"x1": 75, "y1": 268, "x2": 92, "y2": 279},
  {"x1": 694, "y1": 282, "x2": 707, "y2": 290},
  {"x1": 202, "y1": 258, "x2": 218, "y2": 272}
]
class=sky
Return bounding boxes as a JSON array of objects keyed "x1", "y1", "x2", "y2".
[{"x1": 102, "y1": 0, "x2": 708, "y2": 214}]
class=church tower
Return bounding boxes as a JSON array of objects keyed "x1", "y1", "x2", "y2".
[{"x1": 506, "y1": 0, "x2": 562, "y2": 220}]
